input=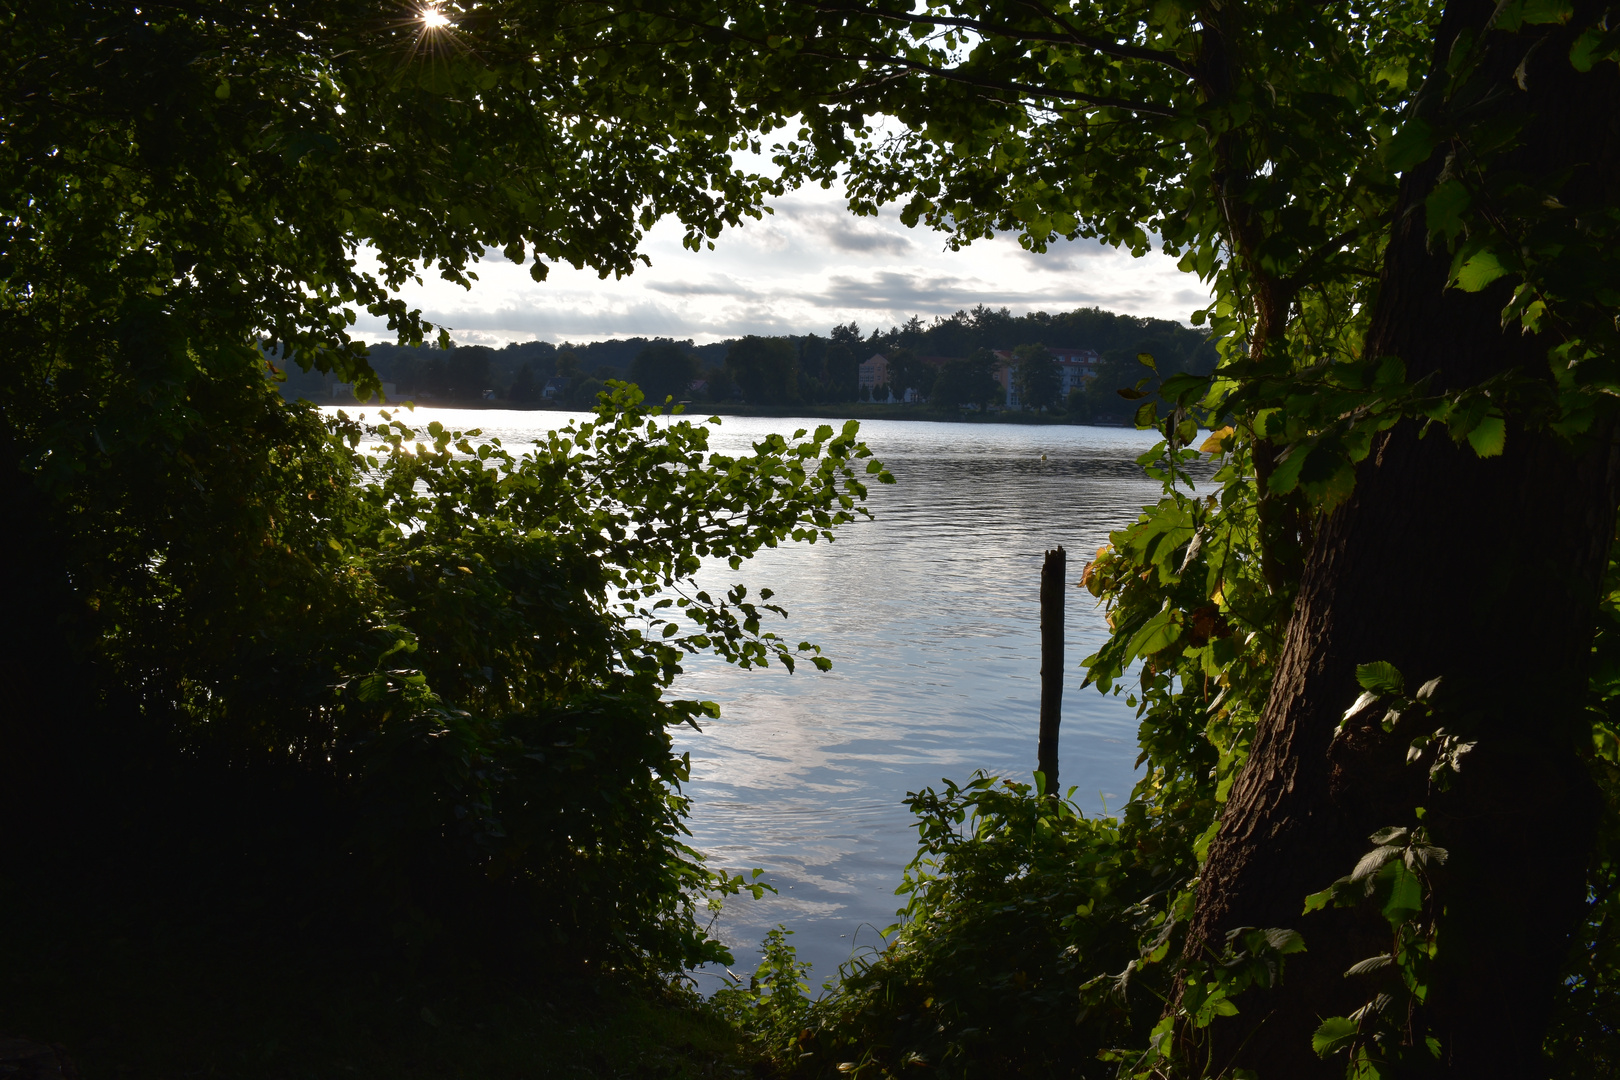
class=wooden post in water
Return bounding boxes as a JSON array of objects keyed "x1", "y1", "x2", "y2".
[{"x1": 1037, "y1": 546, "x2": 1065, "y2": 797}]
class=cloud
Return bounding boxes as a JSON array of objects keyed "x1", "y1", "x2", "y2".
[
  {"x1": 762, "y1": 201, "x2": 913, "y2": 256},
  {"x1": 450, "y1": 329, "x2": 510, "y2": 346},
  {"x1": 809, "y1": 271, "x2": 1167, "y2": 319},
  {"x1": 1017, "y1": 236, "x2": 1115, "y2": 272},
  {"x1": 646, "y1": 276, "x2": 760, "y2": 297},
  {"x1": 352, "y1": 185, "x2": 1211, "y2": 347},
  {"x1": 815, "y1": 271, "x2": 1000, "y2": 311},
  {"x1": 820, "y1": 220, "x2": 912, "y2": 254}
]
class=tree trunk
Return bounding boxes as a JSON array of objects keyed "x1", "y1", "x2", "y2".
[{"x1": 1179, "y1": 5, "x2": 1620, "y2": 1075}]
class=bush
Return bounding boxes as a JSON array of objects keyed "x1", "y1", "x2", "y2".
[
  {"x1": 722, "y1": 776, "x2": 1181, "y2": 1078},
  {"x1": 9, "y1": 378, "x2": 888, "y2": 982}
]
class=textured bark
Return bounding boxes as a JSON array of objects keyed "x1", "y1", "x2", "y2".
[{"x1": 1180, "y1": 4, "x2": 1620, "y2": 1075}]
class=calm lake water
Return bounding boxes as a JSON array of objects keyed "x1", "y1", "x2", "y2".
[{"x1": 334, "y1": 406, "x2": 1165, "y2": 986}]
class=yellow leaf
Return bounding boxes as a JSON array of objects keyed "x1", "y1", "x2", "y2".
[{"x1": 1199, "y1": 425, "x2": 1235, "y2": 454}]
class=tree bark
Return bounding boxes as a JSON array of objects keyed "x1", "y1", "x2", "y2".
[{"x1": 1179, "y1": 5, "x2": 1620, "y2": 1075}]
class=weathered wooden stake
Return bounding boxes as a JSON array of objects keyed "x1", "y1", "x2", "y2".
[{"x1": 1037, "y1": 545, "x2": 1065, "y2": 796}]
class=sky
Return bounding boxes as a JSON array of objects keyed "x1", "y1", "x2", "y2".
[{"x1": 354, "y1": 182, "x2": 1213, "y2": 348}]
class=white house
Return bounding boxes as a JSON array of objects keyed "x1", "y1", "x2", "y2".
[
  {"x1": 1051, "y1": 348, "x2": 1102, "y2": 396},
  {"x1": 994, "y1": 347, "x2": 1101, "y2": 408}
]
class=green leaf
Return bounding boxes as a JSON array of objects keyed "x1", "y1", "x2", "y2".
[
  {"x1": 1383, "y1": 864, "x2": 1424, "y2": 924},
  {"x1": 1344, "y1": 954, "x2": 1395, "y2": 979},
  {"x1": 1342, "y1": 690, "x2": 1380, "y2": 723},
  {"x1": 1133, "y1": 400, "x2": 1158, "y2": 429},
  {"x1": 1263, "y1": 927, "x2": 1306, "y2": 955},
  {"x1": 1295, "y1": 440, "x2": 1357, "y2": 511},
  {"x1": 1568, "y1": 27, "x2": 1620, "y2": 70},
  {"x1": 1453, "y1": 250, "x2": 1509, "y2": 292},
  {"x1": 1303, "y1": 883, "x2": 1343, "y2": 913},
  {"x1": 1495, "y1": 0, "x2": 1573, "y2": 30},
  {"x1": 1465, "y1": 414, "x2": 1506, "y2": 457},
  {"x1": 1137, "y1": 352, "x2": 1158, "y2": 372},
  {"x1": 1194, "y1": 819, "x2": 1222, "y2": 864},
  {"x1": 1372, "y1": 355, "x2": 1407, "y2": 389},
  {"x1": 1266, "y1": 442, "x2": 1309, "y2": 495},
  {"x1": 1312, "y1": 1016, "x2": 1359, "y2": 1058},
  {"x1": 1356, "y1": 661, "x2": 1404, "y2": 695},
  {"x1": 1126, "y1": 608, "x2": 1183, "y2": 660},
  {"x1": 1383, "y1": 119, "x2": 1436, "y2": 173},
  {"x1": 1424, "y1": 179, "x2": 1470, "y2": 244}
]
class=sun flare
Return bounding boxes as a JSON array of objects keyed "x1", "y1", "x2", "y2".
[{"x1": 420, "y1": 6, "x2": 451, "y2": 29}]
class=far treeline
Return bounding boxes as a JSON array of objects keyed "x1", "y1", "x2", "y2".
[{"x1": 281, "y1": 304, "x2": 1215, "y2": 420}]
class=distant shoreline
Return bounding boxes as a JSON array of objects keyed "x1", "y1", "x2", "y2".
[{"x1": 312, "y1": 396, "x2": 1132, "y2": 427}]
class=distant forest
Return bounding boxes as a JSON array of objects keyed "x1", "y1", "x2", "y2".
[{"x1": 279, "y1": 304, "x2": 1216, "y2": 421}]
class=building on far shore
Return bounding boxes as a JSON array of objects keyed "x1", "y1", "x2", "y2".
[
  {"x1": 859, "y1": 352, "x2": 956, "y2": 403},
  {"x1": 857, "y1": 353, "x2": 889, "y2": 397},
  {"x1": 861, "y1": 348, "x2": 1098, "y2": 407},
  {"x1": 993, "y1": 348, "x2": 1101, "y2": 409},
  {"x1": 1051, "y1": 348, "x2": 1102, "y2": 388}
]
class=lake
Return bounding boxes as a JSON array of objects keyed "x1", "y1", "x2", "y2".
[{"x1": 337, "y1": 406, "x2": 1165, "y2": 987}]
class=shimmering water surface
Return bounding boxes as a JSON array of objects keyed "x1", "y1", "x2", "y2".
[{"x1": 336, "y1": 406, "x2": 1164, "y2": 985}]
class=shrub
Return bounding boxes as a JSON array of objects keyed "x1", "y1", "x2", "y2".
[{"x1": 14, "y1": 379, "x2": 888, "y2": 981}]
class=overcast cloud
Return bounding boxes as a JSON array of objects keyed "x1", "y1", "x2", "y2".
[{"x1": 354, "y1": 184, "x2": 1211, "y2": 347}]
